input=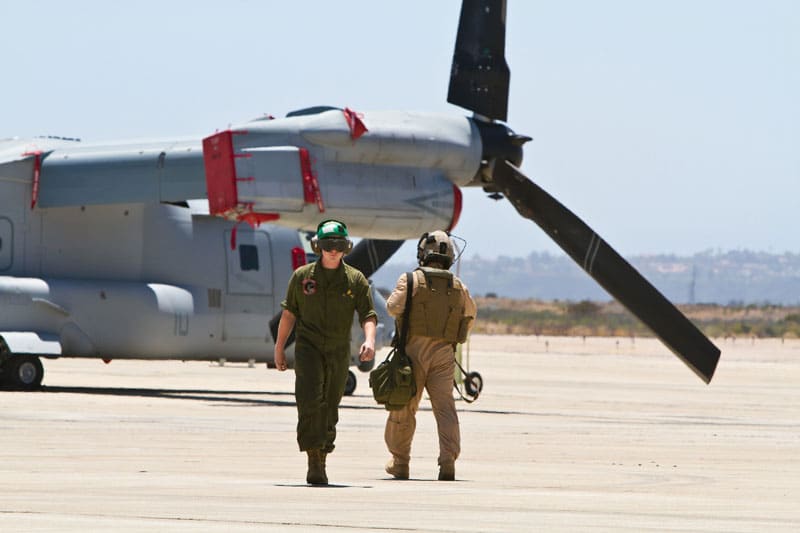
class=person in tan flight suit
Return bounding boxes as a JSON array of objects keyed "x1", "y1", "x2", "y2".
[{"x1": 383, "y1": 230, "x2": 477, "y2": 481}]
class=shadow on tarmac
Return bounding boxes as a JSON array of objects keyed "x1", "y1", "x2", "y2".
[
  {"x1": 38, "y1": 385, "x2": 298, "y2": 406},
  {"x1": 274, "y1": 483, "x2": 374, "y2": 489},
  {"x1": 34, "y1": 385, "x2": 384, "y2": 410},
  {"x1": 30, "y1": 385, "x2": 527, "y2": 415}
]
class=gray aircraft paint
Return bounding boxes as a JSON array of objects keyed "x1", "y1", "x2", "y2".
[{"x1": 1, "y1": 119, "x2": 407, "y2": 387}]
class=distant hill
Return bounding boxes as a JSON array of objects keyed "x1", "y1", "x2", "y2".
[{"x1": 369, "y1": 250, "x2": 800, "y2": 305}]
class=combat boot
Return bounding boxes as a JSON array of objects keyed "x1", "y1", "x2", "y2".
[
  {"x1": 385, "y1": 458, "x2": 409, "y2": 480},
  {"x1": 438, "y1": 461, "x2": 455, "y2": 481},
  {"x1": 306, "y1": 449, "x2": 328, "y2": 485}
]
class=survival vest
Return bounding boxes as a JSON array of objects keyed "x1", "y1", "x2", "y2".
[{"x1": 406, "y1": 267, "x2": 469, "y2": 344}]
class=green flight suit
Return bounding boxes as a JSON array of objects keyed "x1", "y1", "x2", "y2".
[{"x1": 281, "y1": 259, "x2": 377, "y2": 453}]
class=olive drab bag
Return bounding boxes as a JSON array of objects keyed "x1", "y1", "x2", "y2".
[{"x1": 369, "y1": 272, "x2": 417, "y2": 410}]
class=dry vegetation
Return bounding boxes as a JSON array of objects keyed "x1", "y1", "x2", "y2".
[{"x1": 472, "y1": 297, "x2": 800, "y2": 339}]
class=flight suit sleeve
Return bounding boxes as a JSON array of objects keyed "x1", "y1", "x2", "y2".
[
  {"x1": 281, "y1": 270, "x2": 301, "y2": 316},
  {"x1": 385, "y1": 273, "x2": 410, "y2": 318},
  {"x1": 355, "y1": 272, "x2": 378, "y2": 326}
]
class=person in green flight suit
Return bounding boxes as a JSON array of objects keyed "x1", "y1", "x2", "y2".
[{"x1": 274, "y1": 219, "x2": 377, "y2": 485}]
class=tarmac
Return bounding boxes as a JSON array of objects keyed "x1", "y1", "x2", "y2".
[{"x1": 1, "y1": 334, "x2": 798, "y2": 532}]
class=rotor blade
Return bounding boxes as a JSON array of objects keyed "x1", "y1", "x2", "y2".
[
  {"x1": 493, "y1": 161, "x2": 721, "y2": 383},
  {"x1": 447, "y1": 0, "x2": 510, "y2": 121},
  {"x1": 345, "y1": 238, "x2": 405, "y2": 279}
]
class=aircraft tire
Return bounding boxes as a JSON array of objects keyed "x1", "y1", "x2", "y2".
[
  {"x1": 344, "y1": 370, "x2": 357, "y2": 396},
  {"x1": 7, "y1": 355, "x2": 44, "y2": 390}
]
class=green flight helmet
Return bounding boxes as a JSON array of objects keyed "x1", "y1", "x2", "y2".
[
  {"x1": 316, "y1": 219, "x2": 349, "y2": 239},
  {"x1": 312, "y1": 219, "x2": 353, "y2": 254}
]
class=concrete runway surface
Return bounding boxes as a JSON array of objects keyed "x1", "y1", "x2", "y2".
[{"x1": 1, "y1": 335, "x2": 798, "y2": 532}]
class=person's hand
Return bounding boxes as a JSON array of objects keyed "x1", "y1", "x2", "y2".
[
  {"x1": 274, "y1": 347, "x2": 288, "y2": 371},
  {"x1": 359, "y1": 342, "x2": 375, "y2": 362}
]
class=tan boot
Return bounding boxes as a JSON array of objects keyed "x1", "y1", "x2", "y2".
[
  {"x1": 385, "y1": 458, "x2": 409, "y2": 480},
  {"x1": 438, "y1": 461, "x2": 455, "y2": 481},
  {"x1": 306, "y1": 450, "x2": 328, "y2": 485}
]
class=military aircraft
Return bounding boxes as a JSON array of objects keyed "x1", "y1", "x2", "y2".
[{"x1": 0, "y1": 0, "x2": 720, "y2": 391}]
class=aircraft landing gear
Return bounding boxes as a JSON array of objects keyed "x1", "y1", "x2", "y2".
[
  {"x1": 344, "y1": 370, "x2": 357, "y2": 396},
  {"x1": 0, "y1": 355, "x2": 44, "y2": 390}
]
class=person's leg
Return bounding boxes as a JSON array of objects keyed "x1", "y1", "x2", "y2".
[
  {"x1": 322, "y1": 344, "x2": 351, "y2": 453},
  {"x1": 294, "y1": 343, "x2": 327, "y2": 452},
  {"x1": 384, "y1": 346, "x2": 427, "y2": 476},
  {"x1": 294, "y1": 342, "x2": 329, "y2": 484},
  {"x1": 427, "y1": 344, "x2": 460, "y2": 479}
]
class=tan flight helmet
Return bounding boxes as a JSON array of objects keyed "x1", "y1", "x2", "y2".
[{"x1": 416, "y1": 230, "x2": 456, "y2": 269}]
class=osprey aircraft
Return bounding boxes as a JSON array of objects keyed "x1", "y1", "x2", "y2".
[{"x1": 0, "y1": 0, "x2": 720, "y2": 391}]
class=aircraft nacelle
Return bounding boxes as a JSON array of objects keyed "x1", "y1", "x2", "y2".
[
  {"x1": 12, "y1": 109, "x2": 484, "y2": 242},
  {"x1": 203, "y1": 109, "x2": 483, "y2": 237}
]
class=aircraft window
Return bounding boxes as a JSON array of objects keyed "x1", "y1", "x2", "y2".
[{"x1": 239, "y1": 244, "x2": 259, "y2": 271}]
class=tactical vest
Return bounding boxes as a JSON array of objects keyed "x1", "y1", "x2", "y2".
[{"x1": 406, "y1": 267, "x2": 468, "y2": 343}]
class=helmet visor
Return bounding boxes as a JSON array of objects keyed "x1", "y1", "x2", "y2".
[{"x1": 318, "y1": 238, "x2": 349, "y2": 253}]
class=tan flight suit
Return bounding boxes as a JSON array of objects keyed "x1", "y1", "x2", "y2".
[{"x1": 384, "y1": 267, "x2": 477, "y2": 468}]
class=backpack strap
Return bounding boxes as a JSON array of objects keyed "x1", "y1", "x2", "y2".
[{"x1": 396, "y1": 272, "x2": 413, "y2": 354}]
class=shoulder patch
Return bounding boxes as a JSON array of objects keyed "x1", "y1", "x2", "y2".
[{"x1": 302, "y1": 278, "x2": 317, "y2": 295}]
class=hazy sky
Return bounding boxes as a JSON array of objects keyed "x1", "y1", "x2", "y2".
[{"x1": 2, "y1": 1, "x2": 798, "y2": 261}]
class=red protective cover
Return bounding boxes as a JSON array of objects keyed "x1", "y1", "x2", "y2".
[
  {"x1": 448, "y1": 185, "x2": 463, "y2": 231},
  {"x1": 202, "y1": 131, "x2": 238, "y2": 217}
]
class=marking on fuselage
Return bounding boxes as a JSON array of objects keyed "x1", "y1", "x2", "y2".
[{"x1": 404, "y1": 190, "x2": 453, "y2": 220}]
